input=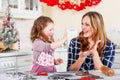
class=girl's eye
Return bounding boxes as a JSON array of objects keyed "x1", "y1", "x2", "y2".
[
  {"x1": 85, "y1": 23, "x2": 90, "y2": 26},
  {"x1": 81, "y1": 23, "x2": 83, "y2": 25},
  {"x1": 50, "y1": 29, "x2": 53, "y2": 31}
]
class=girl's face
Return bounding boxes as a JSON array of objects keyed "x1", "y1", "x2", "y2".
[
  {"x1": 43, "y1": 23, "x2": 54, "y2": 39},
  {"x1": 81, "y1": 16, "x2": 93, "y2": 38}
]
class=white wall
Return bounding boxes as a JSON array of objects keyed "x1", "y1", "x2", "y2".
[
  {"x1": 1, "y1": 0, "x2": 120, "y2": 50},
  {"x1": 14, "y1": 19, "x2": 34, "y2": 50},
  {"x1": 42, "y1": 0, "x2": 120, "y2": 46}
]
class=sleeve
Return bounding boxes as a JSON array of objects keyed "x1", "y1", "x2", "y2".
[
  {"x1": 101, "y1": 42, "x2": 116, "y2": 68},
  {"x1": 32, "y1": 40, "x2": 54, "y2": 63},
  {"x1": 33, "y1": 40, "x2": 45, "y2": 52},
  {"x1": 32, "y1": 40, "x2": 45, "y2": 63},
  {"x1": 33, "y1": 39, "x2": 54, "y2": 52},
  {"x1": 67, "y1": 39, "x2": 76, "y2": 71}
]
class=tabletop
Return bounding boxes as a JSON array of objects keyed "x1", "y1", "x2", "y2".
[{"x1": 0, "y1": 69, "x2": 120, "y2": 80}]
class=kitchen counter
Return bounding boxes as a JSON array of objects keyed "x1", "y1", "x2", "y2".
[
  {"x1": 0, "y1": 69, "x2": 120, "y2": 80},
  {"x1": 0, "y1": 50, "x2": 33, "y2": 73},
  {"x1": 0, "y1": 50, "x2": 33, "y2": 57},
  {"x1": 116, "y1": 49, "x2": 120, "y2": 53},
  {"x1": 37, "y1": 69, "x2": 120, "y2": 80}
]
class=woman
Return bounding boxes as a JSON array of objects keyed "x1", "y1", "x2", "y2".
[{"x1": 67, "y1": 11, "x2": 115, "y2": 71}]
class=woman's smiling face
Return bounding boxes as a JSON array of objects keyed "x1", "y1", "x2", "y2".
[{"x1": 81, "y1": 16, "x2": 93, "y2": 38}]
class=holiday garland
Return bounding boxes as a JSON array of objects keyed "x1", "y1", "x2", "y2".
[{"x1": 39, "y1": 0, "x2": 101, "y2": 11}]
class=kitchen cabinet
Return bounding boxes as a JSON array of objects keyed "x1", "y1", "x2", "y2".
[
  {"x1": 0, "y1": 48, "x2": 68, "y2": 73},
  {"x1": 112, "y1": 49, "x2": 120, "y2": 69},
  {"x1": 0, "y1": 0, "x2": 42, "y2": 19},
  {"x1": 0, "y1": 50, "x2": 33, "y2": 73}
]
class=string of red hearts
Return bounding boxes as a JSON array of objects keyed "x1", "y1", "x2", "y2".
[{"x1": 39, "y1": 0, "x2": 101, "y2": 11}]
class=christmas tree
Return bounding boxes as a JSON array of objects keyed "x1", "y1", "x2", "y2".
[{"x1": 0, "y1": 2, "x2": 19, "y2": 52}]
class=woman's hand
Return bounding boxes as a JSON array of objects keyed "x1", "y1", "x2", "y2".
[
  {"x1": 79, "y1": 51, "x2": 90, "y2": 58},
  {"x1": 89, "y1": 40, "x2": 103, "y2": 69},
  {"x1": 89, "y1": 40, "x2": 101, "y2": 56},
  {"x1": 79, "y1": 40, "x2": 101, "y2": 57},
  {"x1": 54, "y1": 58, "x2": 63, "y2": 65}
]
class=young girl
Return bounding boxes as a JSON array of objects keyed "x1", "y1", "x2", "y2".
[{"x1": 30, "y1": 16, "x2": 67, "y2": 74}]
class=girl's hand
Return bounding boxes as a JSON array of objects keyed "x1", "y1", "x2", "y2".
[
  {"x1": 54, "y1": 58, "x2": 63, "y2": 65},
  {"x1": 50, "y1": 29, "x2": 67, "y2": 49}
]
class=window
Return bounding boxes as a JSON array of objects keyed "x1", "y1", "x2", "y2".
[{"x1": 0, "y1": 0, "x2": 42, "y2": 19}]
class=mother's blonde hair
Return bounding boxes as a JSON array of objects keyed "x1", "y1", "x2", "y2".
[{"x1": 79, "y1": 11, "x2": 109, "y2": 57}]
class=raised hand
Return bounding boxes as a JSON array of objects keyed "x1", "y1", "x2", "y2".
[
  {"x1": 89, "y1": 40, "x2": 101, "y2": 56},
  {"x1": 79, "y1": 40, "x2": 101, "y2": 57}
]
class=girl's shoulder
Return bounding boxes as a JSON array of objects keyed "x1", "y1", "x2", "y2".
[
  {"x1": 33, "y1": 39, "x2": 53, "y2": 52},
  {"x1": 34, "y1": 39, "x2": 46, "y2": 44}
]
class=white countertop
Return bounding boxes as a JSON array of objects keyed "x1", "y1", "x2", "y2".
[
  {"x1": 0, "y1": 50, "x2": 33, "y2": 57},
  {"x1": 116, "y1": 49, "x2": 120, "y2": 53},
  {"x1": 0, "y1": 69, "x2": 120, "y2": 80},
  {"x1": 42, "y1": 69, "x2": 120, "y2": 80},
  {"x1": 35, "y1": 69, "x2": 120, "y2": 80}
]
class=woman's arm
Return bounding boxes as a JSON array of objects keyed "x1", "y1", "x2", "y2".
[
  {"x1": 101, "y1": 42, "x2": 115, "y2": 68},
  {"x1": 92, "y1": 51, "x2": 103, "y2": 70},
  {"x1": 89, "y1": 40, "x2": 103, "y2": 70},
  {"x1": 67, "y1": 38, "x2": 86, "y2": 71},
  {"x1": 90, "y1": 41, "x2": 115, "y2": 70},
  {"x1": 69, "y1": 55, "x2": 86, "y2": 71}
]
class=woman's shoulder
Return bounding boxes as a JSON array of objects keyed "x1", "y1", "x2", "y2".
[
  {"x1": 106, "y1": 40, "x2": 115, "y2": 47},
  {"x1": 69, "y1": 37, "x2": 80, "y2": 46},
  {"x1": 104, "y1": 40, "x2": 115, "y2": 51},
  {"x1": 71, "y1": 37, "x2": 79, "y2": 42}
]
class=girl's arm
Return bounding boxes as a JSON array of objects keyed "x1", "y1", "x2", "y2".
[{"x1": 51, "y1": 31, "x2": 67, "y2": 49}]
